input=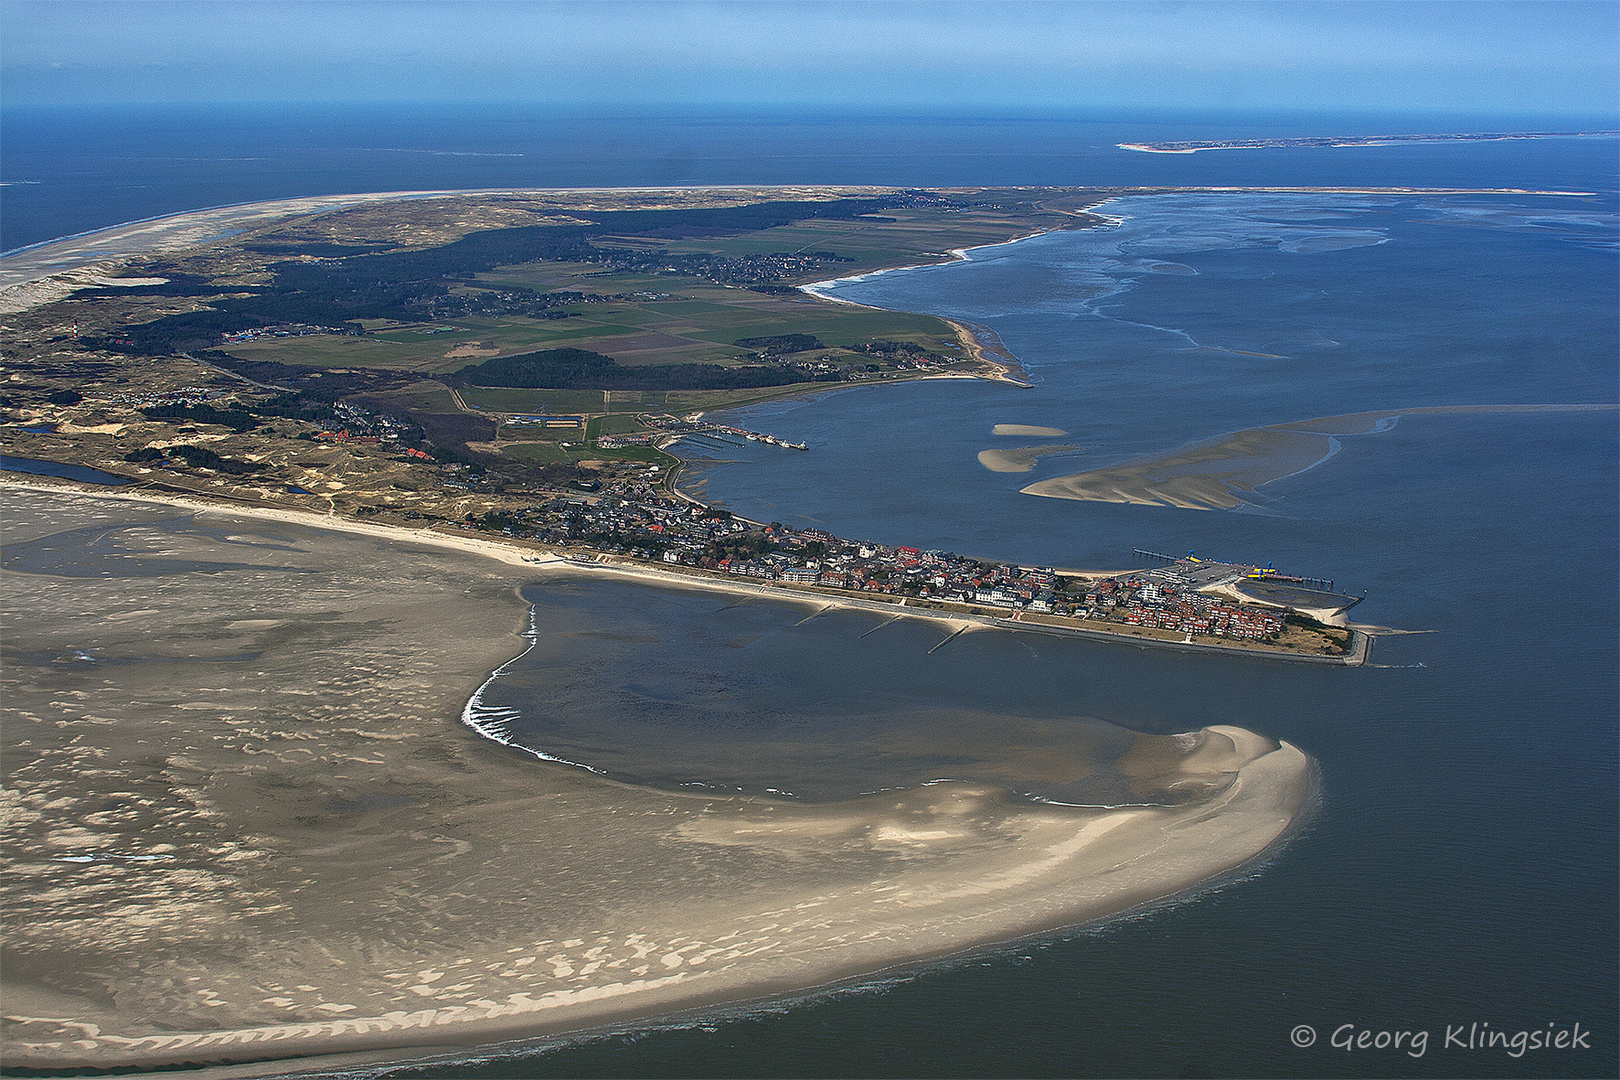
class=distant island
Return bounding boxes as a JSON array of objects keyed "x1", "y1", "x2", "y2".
[{"x1": 1119, "y1": 130, "x2": 1618, "y2": 153}]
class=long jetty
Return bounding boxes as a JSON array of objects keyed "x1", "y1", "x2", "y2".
[{"x1": 1133, "y1": 547, "x2": 1336, "y2": 592}]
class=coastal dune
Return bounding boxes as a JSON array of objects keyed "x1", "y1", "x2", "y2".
[{"x1": 1, "y1": 486, "x2": 1310, "y2": 1072}]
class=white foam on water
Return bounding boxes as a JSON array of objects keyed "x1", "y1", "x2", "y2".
[{"x1": 458, "y1": 606, "x2": 608, "y2": 777}]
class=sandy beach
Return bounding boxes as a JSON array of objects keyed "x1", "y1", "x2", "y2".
[
  {"x1": 1, "y1": 191, "x2": 478, "y2": 312},
  {"x1": 2, "y1": 482, "x2": 1312, "y2": 1073},
  {"x1": 938, "y1": 319, "x2": 1035, "y2": 385},
  {"x1": 797, "y1": 229, "x2": 1079, "y2": 388}
]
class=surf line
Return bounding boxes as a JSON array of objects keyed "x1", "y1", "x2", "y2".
[{"x1": 458, "y1": 604, "x2": 608, "y2": 776}]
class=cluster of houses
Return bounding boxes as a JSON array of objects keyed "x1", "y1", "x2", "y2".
[
  {"x1": 221, "y1": 323, "x2": 357, "y2": 343},
  {"x1": 312, "y1": 403, "x2": 415, "y2": 446},
  {"x1": 110, "y1": 385, "x2": 235, "y2": 409},
  {"x1": 1088, "y1": 578, "x2": 1286, "y2": 639},
  {"x1": 639, "y1": 416, "x2": 808, "y2": 451},
  {"x1": 593, "y1": 433, "x2": 655, "y2": 449},
  {"x1": 697, "y1": 534, "x2": 1062, "y2": 609},
  {"x1": 463, "y1": 491, "x2": 1294, "y2": 640},
  {"x1": 98, "y1": 375, "x2": 1304, "y2": 645}
]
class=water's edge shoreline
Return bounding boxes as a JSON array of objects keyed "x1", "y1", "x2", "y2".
[{"x1": 0, "y1": 474, "x2": 1365, "y2": 666}]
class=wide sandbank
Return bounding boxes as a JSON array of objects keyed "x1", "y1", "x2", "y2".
[
  {"x1": 1021, "y1": 403, "x2": 1618, "y2": 510},
  {"x1": 978, "y1": 444, "x2": 1078, "y2": 473},
  {"x1": 1, "y1": 483, "x2": 1310, "y2": 1073},
  {"x1": 992, "y1": 424, "x2": 1069, "y2": 437}
]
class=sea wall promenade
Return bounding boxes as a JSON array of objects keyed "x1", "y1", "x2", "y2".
[
  {"x1": 0, "y1": 467, "x2": 1364, "y2": 665},
  {"x1": 571, "y1": 553, "x2": 1370, "y2": 666}
]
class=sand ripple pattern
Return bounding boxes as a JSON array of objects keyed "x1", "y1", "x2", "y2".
[{"x1": 2, "y1": 485, "x2": 1309, "y2": 1071}]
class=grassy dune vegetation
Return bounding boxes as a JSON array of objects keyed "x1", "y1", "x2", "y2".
[{"x1": 648, "y1": 206, "x2": 1052, "y2": 263}]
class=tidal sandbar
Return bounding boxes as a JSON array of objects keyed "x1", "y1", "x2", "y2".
[{"x1": 1, "y1": 485, "x2": 1310, "y2": 1073}]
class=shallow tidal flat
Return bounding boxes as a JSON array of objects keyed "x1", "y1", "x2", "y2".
[
  {"x1": 977, "y1": 444, "x2": 1077, "y2": 473},
  {"x1": 1021, "y1": 425, "x2": 1329, "y2": 510},
  {"x1": 1020, "y1": 404, "x2": 1617, "y2": 510},
  {"x1": 1, "y1": 487, "x2": 1308, "y2": 1071},
  {"x1": 978, "y1": 425, "x2": 1075, "y2": 474}
]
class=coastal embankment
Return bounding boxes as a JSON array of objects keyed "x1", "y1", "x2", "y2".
[
  {"x1": 942, "y1": 318, "x2": 1035, "y2": 386},
  {"x1": 3, "y1": 483, "x2": 1312, "y2": 1073},
  {"x1": 797, "y1": 216, "x2": 1098, "y2": 387}
]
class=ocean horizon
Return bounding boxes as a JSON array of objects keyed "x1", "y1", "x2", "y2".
[{"x1": 4, "y1": 102, "x2": 1617, "y2": 253}]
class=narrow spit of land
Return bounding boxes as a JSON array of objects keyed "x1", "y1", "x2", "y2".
[
  {"x1": 3, "y1": 469, "x2": 1367, "y2": 664},
  {"x1": 1118, "y1": 129, "x2": 1617, "y2": 156}
]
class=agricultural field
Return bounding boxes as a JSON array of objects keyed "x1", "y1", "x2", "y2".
[
  {"x1": 495, "y1": 433, "x2": 674, "y2": 468},
  {"x1": 218, "y1": 270, "x2": 959, "y2": 374},
  {"x1": 595, "y1": 412, "x2": 649, "y2": 434},
  {"x1": 353, "y1": 380, "x2": 464, "y2": 414},
  {"x1": 0, "y1": 185, "x2": 1104, "y2": 533},
  {"x1": 459, "y1": 387, "x2": 612, "y2": 413},
  {"x1": 662, "y1": 382, "x2": 850, "y2": 413},
  {"x1": 456, "y1": 382, "x2": 858, "y2": 418},
  {"x1": 640, "y1": 207, "x2": 1067, "y2": 267},
  {"x1": 7, "y1": 187, "x2": 1067, "y2": 491}
]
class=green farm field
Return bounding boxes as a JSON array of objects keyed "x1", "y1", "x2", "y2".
[
  {"x1": 220, "y1": 269, "x2": 959, "y2": 373},
  {"x1": 496, "y1": 438, "x2": 674, "y2": 468},
  {"x1": 639, "y1": 207, "x2": 1074, "y2": 266},
  {"x1": 458, "y1": 383, "x2": 845, "y2": 417},
  {"x1": 460, "y1": 388, "x2": 608, "y2": 413},
  {"x1": 357, "y1": 380, "x2": 463, "y2": 413}
]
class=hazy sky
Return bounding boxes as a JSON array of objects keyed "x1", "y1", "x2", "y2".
[{"x1": 2, "y1": 0, "x2": 1616, "y2": 119}]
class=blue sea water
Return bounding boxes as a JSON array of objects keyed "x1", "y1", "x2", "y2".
[
  {"x1": 682, "y1": 189, "x2": 1619, "y2": 559},
  {"x1": 2, "y1": 103, "x2": 1616, "y2": 252},
  {"x1": 5, "y1": 106, "x2": 1616, "y2": 1077},
  {"x1": 0, "y1": 454, "x2": 132, "y2": 485},
  {"x1": 469, "y1": 186, "x2": 1619, "y2": 1078}
]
